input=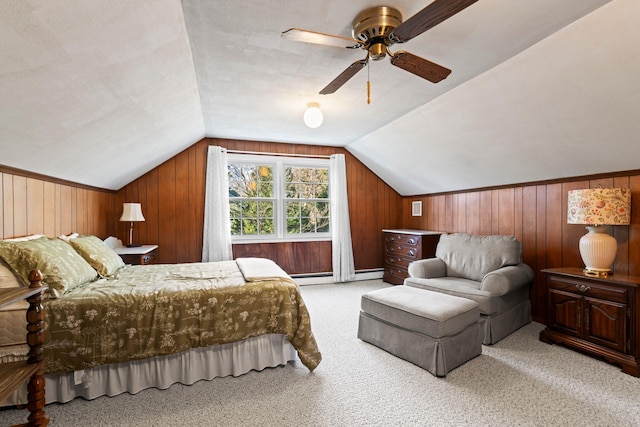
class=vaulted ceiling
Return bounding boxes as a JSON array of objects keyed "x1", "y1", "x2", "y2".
[{"x1": 2, "y1": 0, "x2": 638, "y2": 195}]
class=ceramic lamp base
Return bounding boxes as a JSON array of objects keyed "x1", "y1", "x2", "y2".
[{"x1": 579, "y1": 225, "x2": 617, "y2": 275}]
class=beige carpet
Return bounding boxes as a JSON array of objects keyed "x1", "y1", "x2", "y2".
[{"x1": 3, "y1": 280, "x2": 639, "y2": 426}]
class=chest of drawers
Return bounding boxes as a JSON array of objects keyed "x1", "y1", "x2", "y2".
[{"x1": 383, "y1": 230, "x2": 442, "y2": 285}]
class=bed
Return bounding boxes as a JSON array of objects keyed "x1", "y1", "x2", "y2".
[{"x1": 0, "y1": 235, "x2": 321, "y2": 406}]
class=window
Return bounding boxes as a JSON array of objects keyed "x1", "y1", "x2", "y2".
[
  {"x1": 228, "y1": 163, "x2": 274, "y2": 236},
  {"x1": 228, "y1": 154, "x2": 330, "y2": 242}
]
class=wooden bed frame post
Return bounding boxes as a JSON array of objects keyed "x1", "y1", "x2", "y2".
[{"x1": 26, "y1": 270, "x2": 48, "y2": 426}]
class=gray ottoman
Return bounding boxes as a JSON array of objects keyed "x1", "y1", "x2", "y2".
[{"x1": 358, "y1": 286, "x2": 482, "y2": 377}]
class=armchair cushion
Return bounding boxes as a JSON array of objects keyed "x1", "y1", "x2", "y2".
[
  {"x1": 407, "y1": 258, "x2": 446, "y2": 279},
  {"x1": 481, "y1": 264, "x2": 534, "y2": 295},
  {"x1": 435, "y1": 234, "x2": 522, "y2": 282}
]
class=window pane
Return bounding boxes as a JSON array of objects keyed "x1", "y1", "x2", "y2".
[
  {"x1": 259, "y1": 218, "x2": 274, "y2": 235},
  {"x1": 299, "y1": 184, "x2": 314, "y2": 199},
  {"x1": 316, "y1": 168, "x2": 328, "y2": 182},
  {"x1": 317, "y1": 219, "x2": 330, "y2": 233},
  {"x1": 286, "y1": 201, "x2": 300, "y2": 217},
  {"x1": 258, "y1": 181, "x2": 273, "y2": 198},
  {"x1": 315, "y1": 201, "x2": 329, "y2": 216},
  {"x1": 229, "y1": 201, "x2": 242, "y2": 219},
  {"x1": 230, "y1": 218, "x2": 241, "y2": 235},
  {"x1": 258, "y1": 166, "x2": 272, "y2": 180},
  {"x1": 242, "y1": 218, "x2": 258, "y2": 235},
  {"x1": 259, "y1": 201, "x2": 273, "y2": 217},
  {"x1": 242, "y1": 201, "x2": 257, "y2": 217},
  {"x1": 285, "y1": 183, "x2": 298, "y2": 198},
  {"x1": 300, "y1": 217, "x2": 314, "y2": 233},
  {"x1": 287, "y1": 217, "x2": 300, "y2": 234},
  {"x1": 316, "y1": 183, "x2": 329, "y2": 199},
  {"x1": 300, "y1": 201, "x2": 314, "y2": 217},
  {"x1": 228, "y1": 164, "x2": 257, "y2": 197}
]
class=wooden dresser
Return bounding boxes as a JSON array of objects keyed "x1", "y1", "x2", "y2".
[
  {"x1": 540, "y1": 268, "x2": 640, "y2": 377},
  {"x1": 382, "y1": 229, "x2": 442, "y2": 285}
]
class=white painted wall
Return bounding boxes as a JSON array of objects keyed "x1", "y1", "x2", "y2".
[{"x1": 348, "y1": 0, "x2": 640, "y2": 195}]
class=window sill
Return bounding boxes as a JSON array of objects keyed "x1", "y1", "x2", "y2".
[{"x1": 232, "y1": 237, "x2": 331, "y2": 244}]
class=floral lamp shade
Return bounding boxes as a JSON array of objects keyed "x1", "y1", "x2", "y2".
[{"x1": 567, "y1": 188, "x2": 630, "y2": 225}]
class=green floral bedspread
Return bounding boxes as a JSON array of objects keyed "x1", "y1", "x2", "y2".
[{"x1": 43, "y1": 261, "x2": 321, "y2": 373}]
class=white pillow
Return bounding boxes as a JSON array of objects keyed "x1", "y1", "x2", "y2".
[{"x1": 57, "y1": 233, "x2": 79, "y2": 242}]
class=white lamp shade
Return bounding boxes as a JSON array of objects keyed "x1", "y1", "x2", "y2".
[
  {"x1": 303, "y1": 102, "x2": 323, "y2": 128},
  {"x1": 120, "y1": 203, "x2": 145, "y2": 222}
]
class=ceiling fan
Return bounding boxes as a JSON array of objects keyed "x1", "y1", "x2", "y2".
[{"x1": 282, "y1": 0, "x2": 478, "y2": 100}]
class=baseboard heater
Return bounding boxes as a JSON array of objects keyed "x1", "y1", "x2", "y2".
[{"x1": 292, "y1": 268, "x2": 383, "y2": 285}]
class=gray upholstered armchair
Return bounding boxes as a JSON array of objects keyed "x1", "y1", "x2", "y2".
[{"x1": 404, "y1": 233, "x2": 534, "y2": 345}]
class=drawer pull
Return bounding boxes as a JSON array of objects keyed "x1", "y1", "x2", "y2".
[
  {"x1": 576, "y1": 284, "x2": 591, "y2": 293},
  {"x1": 407, "y1": 238, "x2": 416, "y2": 244},
  {"x1": 407, "y1": 250, "x2": 415, "y2": 257}
]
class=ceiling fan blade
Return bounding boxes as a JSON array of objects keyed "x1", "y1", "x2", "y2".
[
  {"x1": 281, "y1": 28, "x2": 361, "y2": 49},
  {"x1": 320, "y1": 59, "x2": 368, "y2": 95},
  {"x1": 390, "y1": 51, "x2": 451, "y2": 83},
  {"x1": 390, "y1": 0, "x2": 478, "y2": 43}
]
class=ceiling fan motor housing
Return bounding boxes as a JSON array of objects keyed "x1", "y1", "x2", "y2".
[{"x1": 352, "y1": 6, "x2": 402, "y2": 60}]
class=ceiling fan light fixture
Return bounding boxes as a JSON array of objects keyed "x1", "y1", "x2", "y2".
[
  {"x1": 303, "y1": 102, "x2": 323, "y2": 128},
  {"x1": 368, "y1": 42, "x2": 387, "y2": 60}
]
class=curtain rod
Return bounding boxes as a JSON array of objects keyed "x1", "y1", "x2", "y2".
[{"x1": 226, "y1": 149, "x2": 332, "y2": 159}]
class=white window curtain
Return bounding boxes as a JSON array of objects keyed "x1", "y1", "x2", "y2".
[
  {"x1": 330, "y1": 154, "x2": 355, "y2": 282},
  {"x1": 202, "y1": 146, "x2": 233, "y2": 262}
]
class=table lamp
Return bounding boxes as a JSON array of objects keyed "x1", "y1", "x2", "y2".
[
  {"x1": 567, "y1": 188, "x2": 630, "y2": 277},
  {"x1": 120, "y1": 202, "x2": 145, "y2": 247}
]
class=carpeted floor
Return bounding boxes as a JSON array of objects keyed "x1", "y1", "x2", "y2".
[{"x1": 3, "y1": 280, "x2": 639, "y2": 426}]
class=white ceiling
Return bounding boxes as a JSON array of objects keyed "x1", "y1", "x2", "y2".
[{"x1": 2, "y1": 0, "x2": 638, "y2": 195}]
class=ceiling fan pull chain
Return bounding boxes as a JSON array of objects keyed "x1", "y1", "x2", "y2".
[{"x1": 367, "y1": 58, "x2": 371, "y2": 104}]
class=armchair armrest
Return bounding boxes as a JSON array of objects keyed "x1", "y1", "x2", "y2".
[
  {"x1": 407, "y1": 258, "x2": 447, "y2": 279},
  {"x1": 481, "y1": 264, "x2": 534, "y2": 295}
]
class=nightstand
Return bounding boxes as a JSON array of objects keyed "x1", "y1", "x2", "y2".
[
  {"x1": 114, "y1": 245, "x2": 158, "y2": 265},
  {"x1": 540, "y1": 267, "x2": 640, "y2": 377}
]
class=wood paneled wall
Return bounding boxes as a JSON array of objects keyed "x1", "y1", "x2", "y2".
[
  {"x1": 401, "y1": 173, "x2": 640, "y2": 323},
  {"x1": 0, "y1": 171, "x2": 117, "y2": 240},
  {"x1": 5, "y1": 143, "x2": 639, "y2": 323},
  {"x1": 117, "y1": 138, "x2": 403, "y2": 273}
]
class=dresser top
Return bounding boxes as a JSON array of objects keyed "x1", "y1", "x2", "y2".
[{"x1": 383, "y1": 229, "x2": 442, "y2": 236}]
